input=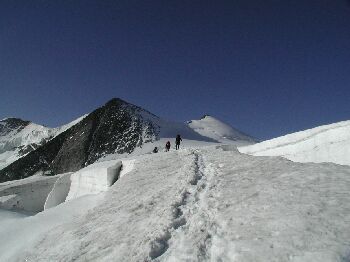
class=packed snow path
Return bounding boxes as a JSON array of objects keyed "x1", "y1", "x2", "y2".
[
  {"x1": 152, "y1": 150, "x2": 233, "y2": 261},
  {"x1": 10, "y1": 146, "x2": 350, "y2": 262}
]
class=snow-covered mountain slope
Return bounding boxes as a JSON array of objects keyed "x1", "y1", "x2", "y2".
[
  {"x1": 188, "y1": 115, "x2": 257, "y2": 146},
  {"x1": 1, "y1": 145, "x2": 349, "y2": 261},
  {"x1": 239, "y1": 120, "x2": 350, "y2": 166},
  {"x1": 0, "y1": 98, "x2": 218, "y2": 182},
  {"x1": 0, "y1": 116, "x2": 86, "y2": 171},
  {"x1": 0, "y1": 118, "x2": 52, "y2": 170}
]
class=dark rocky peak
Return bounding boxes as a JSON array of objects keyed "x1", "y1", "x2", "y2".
[{"x1": 105, "y1": 98, "x2": 159, "y2": 119}]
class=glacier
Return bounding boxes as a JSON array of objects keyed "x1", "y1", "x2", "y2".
[{"x1": 0, "y1": 143, "x2": 349, "y2": 261}]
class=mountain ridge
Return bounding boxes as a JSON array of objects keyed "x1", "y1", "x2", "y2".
[{"x1": 0, "y1": 98, "x2": 256, "y2": 182}]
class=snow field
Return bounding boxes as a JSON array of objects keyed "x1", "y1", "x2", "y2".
[
  {"x1": 18, "y1": 150, "x2": 194, "y2": 261},
  {"x1": 1, "y1": 145, "x2": 350, "y2": 261},
  {"x1": 205, "y1": 146, "x2": 350, "y2": 261},
  {"x1": 158, "y1": 149, "x2": 235, "y2": 261}
]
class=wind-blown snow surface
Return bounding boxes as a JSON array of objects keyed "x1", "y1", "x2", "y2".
[
  {"x1": 2, "y1": 145, "x2": 349, "y2": 262},
  {"x1": 0, "y1": 115, "x2": 87, "y2": 170},
  {"x1": 188, "y1": 115, "x2": 256, "y2": 146},
  {"x1": 239, "y1": 120, "x2": 350, "y2": 166}
]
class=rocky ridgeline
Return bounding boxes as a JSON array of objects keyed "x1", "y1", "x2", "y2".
[{"x1": 0, "y1": 98, "x2": 159, "y2": 182}]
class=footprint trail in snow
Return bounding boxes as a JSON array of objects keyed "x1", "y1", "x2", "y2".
[{"x1": 150, "y1": 149, "x2": 234, "y2": 262}]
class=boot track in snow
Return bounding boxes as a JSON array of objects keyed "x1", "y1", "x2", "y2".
[{"x1": 149, "y1": 149, "x2": 228, "y2": 261}]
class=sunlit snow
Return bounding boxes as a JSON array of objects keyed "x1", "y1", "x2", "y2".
[
  {"x1": 239, "y1": 120, "x2": 350, "y2": 165},
  {"x1": 0, "y1": 119, "x2": 349, "y2": 261}
]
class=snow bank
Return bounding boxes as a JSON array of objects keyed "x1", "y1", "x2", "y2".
[
  {"x1": 0, "y1": 176, "x2": 58, "y2": 212},
  {"x1": 65, "y1": 160, "x2": 122, "y2": 201},
  {"x1": 44, "y1": 172, "x2": 73, "y2": 210},
  {"x1": 44, "y1": 159, "x2": 134, "y2": 209},
  {"x1": 239, "y1": 120, "x2": 350, "y2": 165},
  {"x1": 119, "y1": 159, "x2": 135, "y2": 179}
]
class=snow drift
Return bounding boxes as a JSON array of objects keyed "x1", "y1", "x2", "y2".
[{"x1": 239, "y1": 120, "x2": 350, "y2": 166}]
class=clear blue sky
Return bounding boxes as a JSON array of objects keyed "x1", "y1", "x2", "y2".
[{"x1": 1, "y1": 0, "x2": 350, "y2": 140}]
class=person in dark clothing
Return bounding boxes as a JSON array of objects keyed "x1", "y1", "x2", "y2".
[
  {"x1": 165, "y1": 141, "x2": 171, "y2": 152},
  {"x1": 153, "y1": 147, "x2": 158, "y2": 153},
  {"x1": 175, "y1": 134, "x2": 182, "y2": 150}
]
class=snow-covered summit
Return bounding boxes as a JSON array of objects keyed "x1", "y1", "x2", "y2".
[
  {"x1": 188, "y1": 115, "x2": 256, "y2": 146},
  {"x1": 239, "y1": 120, "x2": 350, "y2": 166}
]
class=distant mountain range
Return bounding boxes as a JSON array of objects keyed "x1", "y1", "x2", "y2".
[{"x1": 0, "y1": 98, "x2": 256, "y2": 182}]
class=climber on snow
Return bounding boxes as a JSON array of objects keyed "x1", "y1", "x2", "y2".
[
  {"x1": 165, "y1": 141, "x2": 171, "y2": 152},
  {"x1": 175, "y1": 134, "x2": 182, "y2": 150}
]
